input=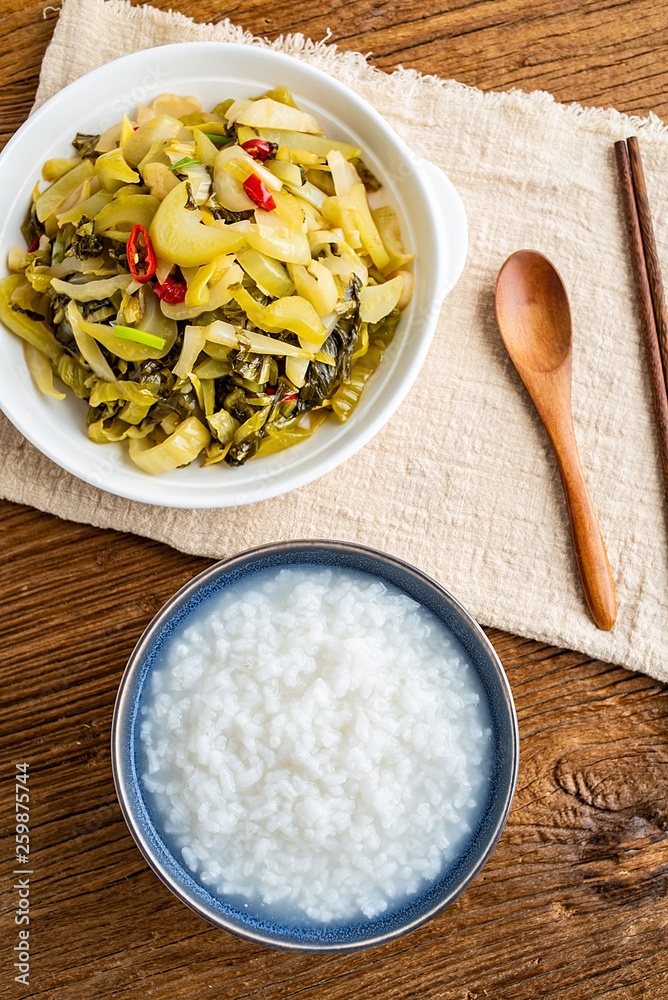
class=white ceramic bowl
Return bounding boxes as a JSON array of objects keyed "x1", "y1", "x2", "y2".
[{"x1": 0, "y1": 42, "x2": 467, "y2": 508}]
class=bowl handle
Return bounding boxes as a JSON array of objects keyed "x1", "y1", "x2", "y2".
[{"x1": 412, "y1": 155, "x2": 468, "y2": 299}]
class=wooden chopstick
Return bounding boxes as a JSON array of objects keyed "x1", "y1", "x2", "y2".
[
  {"x1": 626, "y1": 135, "x2": 668, "y2": 392},
  {"x1": 614, "y1": 137, "x2": 668, "y2": 502}
]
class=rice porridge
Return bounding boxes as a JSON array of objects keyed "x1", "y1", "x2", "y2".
[{"x1": 139, "y1": 565, "x2": 493, "y2": 924}]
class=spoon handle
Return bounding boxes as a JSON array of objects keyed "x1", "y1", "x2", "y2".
[{"x1": 546, "y1": 416, "x2": 617, "y2": 631}]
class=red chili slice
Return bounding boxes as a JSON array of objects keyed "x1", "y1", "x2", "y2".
[
  {"x1": 266, "y1": 387, "x2": 297, "y2": 400},
  {"x1": 154, "y1": 276, "x2": 187, "y2": 304},
  {"x1": 243, "y1": 173, "x2": 276, "y2": 212},
  {"x1": 241, "y1": 138, "x2": 275, "y2": 162},
  {"x1": 126, "y1": 224, "x2": 157, "y2": 283},
  {"x1": 28, "y1": 234, "x2": 40, "y2": 253}
]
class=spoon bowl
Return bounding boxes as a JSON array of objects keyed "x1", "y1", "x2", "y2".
[
  {"x1": 495, "y1": 250, "x2": 572, "y2": 373},
  {"x1": 495, "y1": 250, "x2": 616, "y2": 631}
]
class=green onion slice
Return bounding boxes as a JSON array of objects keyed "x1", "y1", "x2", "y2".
[
  {"x1": 114, "y1": 325, "x2": 166, "y2": 349},
  {"x1": 168, "y1": 156, "x2": 200, "y2": 172},
  {"x1": 204, "y1": 133, "x2": 231, "y2": 146}
]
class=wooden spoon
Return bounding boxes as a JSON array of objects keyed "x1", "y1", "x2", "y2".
[{"x1": 494, "y1": 250, "x2": 616, "y2": 631}]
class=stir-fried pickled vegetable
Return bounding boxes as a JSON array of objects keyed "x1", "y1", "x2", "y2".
[{"x1": 2, "y1": 89, "x2": 415, "y2": 474}]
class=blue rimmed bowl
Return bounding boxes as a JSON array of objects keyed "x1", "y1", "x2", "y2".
[{"x1": 111, "y1": 540, "x2": 518, "y2": 952}]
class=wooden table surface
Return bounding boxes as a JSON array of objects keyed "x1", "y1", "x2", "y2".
[{"x1": 2, "y1": 2, "x2": 668, "y2": 997}]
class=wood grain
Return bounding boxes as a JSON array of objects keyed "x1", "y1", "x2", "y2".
[{"x1": 2, "y1": 2, "x2": 668, "y2": 998}]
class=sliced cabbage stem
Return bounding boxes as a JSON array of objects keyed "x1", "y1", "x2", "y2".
[
  {"x1": 128, "y1": 416, "x2": 210, "y2": 474},
  {"x1": 4, "y1": 88, "x2": 415, "y2": 473}
]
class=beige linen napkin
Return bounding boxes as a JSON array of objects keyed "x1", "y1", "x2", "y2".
[{"x1": 1, "y1": 0, "x2": 667, "y2": 679}]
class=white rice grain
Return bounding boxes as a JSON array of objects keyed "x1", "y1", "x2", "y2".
[{"x1": 140, "y1": 566, "x2": 492, "y2": 924}]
